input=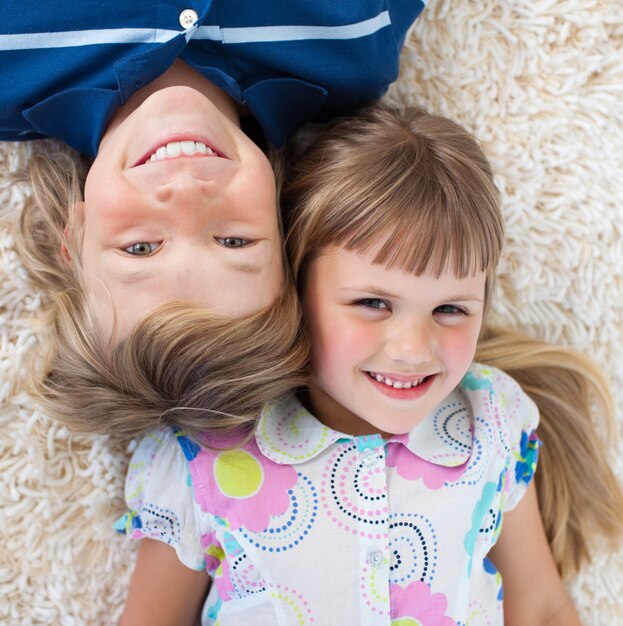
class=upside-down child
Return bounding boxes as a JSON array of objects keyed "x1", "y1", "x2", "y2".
[
  {"x1": 117, "y1": 104, "x2": 623, "y2": 625},
  {"x1": 8, "y1": 2, "x2": 425, "y2": 439}
]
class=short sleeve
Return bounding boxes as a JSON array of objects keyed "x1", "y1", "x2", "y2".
[
  {"x1": 115, "y1": 427, "x2": 208, "y2": 571},
  {"x1": 492, "y1": 368, "x2": 542, "y2": 512}
]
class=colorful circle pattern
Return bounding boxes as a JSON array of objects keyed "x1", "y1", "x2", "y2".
[
  {"x1": 433, "y1": 401, "x2": 472, "y2": 455},
  {"x1": 389, "y1": 512, "x2": 438, "y2": 586},
  {"x1": 240, "y1": 472, "x2": 318, "y2": 552},
  {"x1": 320, "y1": 443, "x2": 389, "y2": 540}
]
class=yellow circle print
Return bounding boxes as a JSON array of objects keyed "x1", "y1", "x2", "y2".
[{"x1": 214, "y1": 449, "x2": 264, "y2": 499}]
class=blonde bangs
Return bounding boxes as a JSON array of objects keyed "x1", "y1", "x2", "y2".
[
  {"x1": 284, "y1": 104, "x2": 504, "y2": 284},
  {"x1": 339, "y1": 163, "x2": 502, "y2": 279}
]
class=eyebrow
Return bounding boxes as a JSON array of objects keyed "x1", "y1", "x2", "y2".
[
  {"x1": 339, "y1": 286, "x2": 399, "y2": 298},
  {"x1": 340, "y1": 285, "x2": 484, "y2": 303}
]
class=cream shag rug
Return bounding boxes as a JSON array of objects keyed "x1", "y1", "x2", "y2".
[{"x1": 1, "y1": 1, "x2": 622, "y2": 623}]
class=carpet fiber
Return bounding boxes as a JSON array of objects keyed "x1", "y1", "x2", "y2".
[{"x1": 1, "y1": 0, "x2": 621, "y2": 623}]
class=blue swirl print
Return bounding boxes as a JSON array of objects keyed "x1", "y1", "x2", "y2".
[
  {"x1": 240, "y1": 472, "x2": 318, "y2": 553},
  {"x1": 445, "y1": 432, "x2": 486, "y2": 489},
  {"x1": 204, "y1": 595, "x2": 222, "y2": 625},
  {"x1": 134, "y1": 503, "x2": 181, "y2": 545},
  {"x1": 389, "y1": 512, "x2": 438, "y2": 585},
  {"x1": 223, "y1": 532, "x2": 267, "y2": 597},
  {"x1": 433, "y1": 401, "x2": 472, "y2": 455},
  {"x1": 515, "y1": 430, "x2": 541, "y2": 485},
  {"x1": 320, "y1": 443, "x2": 388, "y2": 536},
  {"x1": 174, "y1": 430, "x2": 201, "y2": 462},
  {"x1": 462, "y1": 370, "x2": 494, "y2": 392},
  {"x1": 464, "y1": 481, "x2": 498, "y2": 574}
]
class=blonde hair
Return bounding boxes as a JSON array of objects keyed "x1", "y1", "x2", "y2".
[
  {"x1": 32, "y1": 288, "x2": 307, "y2": 444},
  {"x1": 477, "y1": 326, "x2": 623, "y2": 579},
  {"x1": 282, "y1": 103, "x2": 623, "y2": 578},
  {"x1": 17, "y1": 148, "x2": 88, "y2": 294},
  {"x1": 283, "y1": 104, "x2": 504, "y2": 298},
  {"x1": 17, "y1": 145, "x2": 308, "y2": 444}
]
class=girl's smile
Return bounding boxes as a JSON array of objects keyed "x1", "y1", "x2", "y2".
[
  {"x1": 365, "y1": 370, "x2": 437, "y2": 399},
  {"x1": 303, "y1": 244, "x2": 486, "y2": 437}
]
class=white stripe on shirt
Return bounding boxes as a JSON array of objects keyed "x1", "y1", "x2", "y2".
[
  {"x1": 0, "y1": 28, "x2": 179, "y2": 50},
  {"x1": 0, "y1": 11, "x2": 391, "y2": 51},
  {"x1": 195, "y1": 11, "x2": 392, "y2": 43}
]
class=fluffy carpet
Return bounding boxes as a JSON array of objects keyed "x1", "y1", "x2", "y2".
[{"x1": 1, "y1": 0, "x2": 621, "y2": 623}]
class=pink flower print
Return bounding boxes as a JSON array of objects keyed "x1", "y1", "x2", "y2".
[
  {"x1": 386, "y1": 443, "x2": 466, "y2": 490},
  {"x1": 189, "y1": 439, "x2": 298, "y2": 532},
  {"x1": 201, "y1": 531, "x2": 236, "y2": 600},
  {"x1": 390, "y1": 581, "x2": 456, "y2": 626}
]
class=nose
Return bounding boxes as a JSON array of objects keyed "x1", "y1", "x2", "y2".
[
  {"x1": 384, "y1": 318, "x2": 433, "y2": 365},
  {"x1": 154, "y1": 174, "x2": 215, "y2": 229}
]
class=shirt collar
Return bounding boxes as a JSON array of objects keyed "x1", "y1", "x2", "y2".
[
  {"x1": 23, "y1": 34, "x2": 188, "y2": 156},
  {"x1": 256, "y1": 385, "x2": 475, "y2": 468}
]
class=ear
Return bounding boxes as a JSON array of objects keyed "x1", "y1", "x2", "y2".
[{"x1": 60, "y1": 229, "x2": 72, "y2": 263}]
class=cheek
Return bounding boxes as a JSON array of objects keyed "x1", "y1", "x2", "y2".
[
  {"x1": 310, "y1": 316, "x2": 367, "y2": 380},
  {"x1": 85, "y1": 160, "x2": 145, "y2": 229},
  {"x1": 440, "y1": 325, "x2": 480, "y2": 367},
  {"x1": 239, "y1": 152, "x2": 278, "y2": 216}
]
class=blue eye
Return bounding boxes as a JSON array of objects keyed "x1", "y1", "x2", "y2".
[
  {"x1": 217, "y1": 236, "x2": 251, "y2": 248},
  {"x1": 124, "y1": 242, "x2": 160, "y2": 256},
  {"x1": 434, "y1": 304, "x2": 466, "y2": 315},
  {"x1": 355, "y1": 298, "x2": 390, "y2": 310}
]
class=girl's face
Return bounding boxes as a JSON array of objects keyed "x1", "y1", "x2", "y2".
[
  {"x1": 79, "y1": 85, "x2": 283, "y2": 340},
  {"x1": 303, "y1": 245, "x2": 486, "y2": 437}
]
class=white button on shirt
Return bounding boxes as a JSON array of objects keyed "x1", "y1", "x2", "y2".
[
  {"x1": 368, "y1": 549, "x2": 385, "y2": 569},
  {"x1": 361, "y1": 448, "x2": 380, "y2": 467},
  {"x1": 179, "y1": 9, "x2": 198, "y2": 29}
]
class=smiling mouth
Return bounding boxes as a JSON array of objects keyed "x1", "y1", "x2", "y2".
[
  {"x1": 366, "y1": 372, "x2": 431, "y2": 389},
  {"x1": 142, "y1": 140, "x2": 222, "y2": 165}
]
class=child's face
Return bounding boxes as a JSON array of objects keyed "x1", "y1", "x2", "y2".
[
  {"x1": 303, "y1": 245, "x2": 486, "y2": 437},
  {"x1": 79, "y1": 86, "x2": 283, "y2": 340}
]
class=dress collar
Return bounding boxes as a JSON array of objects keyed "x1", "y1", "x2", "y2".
[{"x1": 256, "y1": 370, "x2": 488, "y2": 468}]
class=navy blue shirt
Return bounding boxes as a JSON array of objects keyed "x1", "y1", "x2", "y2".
[{"x1": 0, "y1": 1, "x2": 424, "y2": 155}]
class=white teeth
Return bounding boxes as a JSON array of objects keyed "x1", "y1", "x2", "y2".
[
  {"x1": 146, "y1": 141, "x2": 215, "y2": 163},
  {"x1": 371, "y1": 373, "x2": 426, "y2": 389},
  {"x1": 180, "y1": 140, "x2": 195, "y2": 155},
  {"x1": 166, "y1": 141, "x2": 181, "y2": 157}
]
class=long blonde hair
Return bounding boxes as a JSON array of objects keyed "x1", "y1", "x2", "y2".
[
  {"x1": 282, "y1": 103, "x2": 623, "y2": 578},
  {"x1": 33, "y1": 288, "x2": 308, "y2": 443},
  {"x1": 476, "y1": 326, "x2": 623, "y2": 579},
  {"x1": 17, "y1": 145, "x2": 308, "y2": 444}
]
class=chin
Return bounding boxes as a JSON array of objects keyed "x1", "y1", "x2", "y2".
[{"x1": 369, "y1": 421, "x2": 412, "y2": 438}]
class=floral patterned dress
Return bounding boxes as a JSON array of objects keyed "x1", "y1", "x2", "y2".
[{"x1": 118, "y1": 363, "x2": 540, "y2": 625}]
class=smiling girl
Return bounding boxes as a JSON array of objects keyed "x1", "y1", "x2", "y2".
[{"x1": 117, "y1": 104, "x2": 623, "y2": 624}]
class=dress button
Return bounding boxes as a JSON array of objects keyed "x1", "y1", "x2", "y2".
[
  {"x1": 368, "y1": 549, "x2": 385, "y2": 570},
  {"x1": 361, "y1": 449, "x2": 379, "y2": 468},
  {"x1": 179, "y1": 9, "x2": 198, "y2": 29}
]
